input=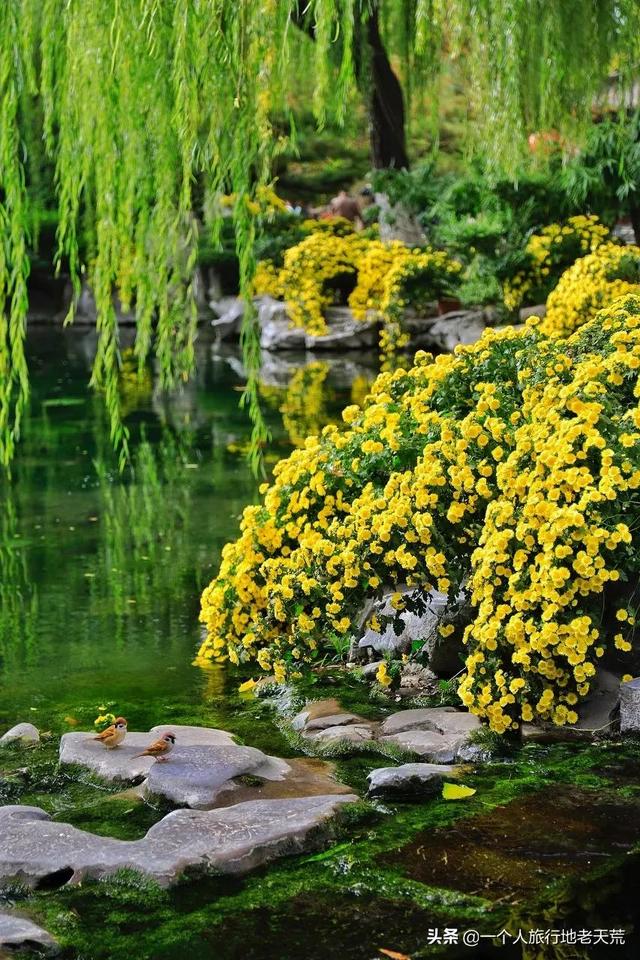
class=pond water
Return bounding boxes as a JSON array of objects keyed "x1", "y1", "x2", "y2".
[
  {"x1": 2, "y1": 326, "x2": 640, "y2": 960},
  {"x1": 0, "y1": 326, "x2": 376, "y2": 730}
]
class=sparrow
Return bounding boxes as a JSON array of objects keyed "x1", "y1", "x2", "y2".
[
  {"x1": 91, "y1": 717, "x2": 127, "y2": 749},
  {"x1": 134, "y1": 731, "x2": 176, "y2": 763}
]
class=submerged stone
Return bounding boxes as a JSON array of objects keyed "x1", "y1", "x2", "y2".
[
  {"x1": 383, "y1": 785, "x2": 640, "y2": 903},
  {"x1": 0, "y1": 796, "x2": 357, "y2": 888},
  {"x1": 0, "y1": 723, "x2": 40, "y2": 746},
  {"x1": 367, "y1": 763, "x2": 461, "y2": 798}
]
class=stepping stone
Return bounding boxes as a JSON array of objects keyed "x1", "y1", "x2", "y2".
[
  {"x1": 291, "y1": 699, "x2": 371, "y2": 742},
  {"x1": 0, "y1": 723, "x2": 40, "y2": 746},
  {"x1": 378, "y1": 709, "x2": 481, "y2": 762},
  {"x1": 380, "y1": 708, "x2": 480, "y2": 738},
  {"x1": 59, "y1": 726, "x2": 236, "y2": 784},
  {"x1": 380, "y1": 729, "x2": 467, "y2": 763},
  {"x1": 308, "y1": 724, "x2": 375, "y2": 745},
  {"x1": 367, "y1": 763, "x2": 462, "y2": 798},
  {"x1": 144, "y1": 745, "x2": 290, "y2": 809},
  {"x1": 0, "y1": 796, "x2": 356, "y2": 888},
  {"x1": 0, "y1": 909, "x2": 59, "y2": 955}
]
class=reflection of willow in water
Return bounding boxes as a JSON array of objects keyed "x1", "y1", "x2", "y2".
[
  {"x1": 90, "y1": 433, "x2": 207, "y2": 651},
  {"x1": 0, "y1": 489, "x2": 39, "y2": 673},
  {"x1": 260, "y1": 362, "x2": 375, "y2": 448}
]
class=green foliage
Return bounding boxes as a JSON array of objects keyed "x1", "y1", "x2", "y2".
[
  {"x1": 562, "y1": 114, "x2": 640, "y2": 236},
  {"x1": 4, "y1": 1, "x2": 640, "y2": 467}
]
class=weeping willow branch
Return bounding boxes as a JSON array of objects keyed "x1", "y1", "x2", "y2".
[{"x1": 2, "y1": 0, "x2": 640, "y2": 469}]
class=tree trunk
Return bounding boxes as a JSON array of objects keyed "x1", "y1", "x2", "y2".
[
  {"x1": 293, "y1": 1, "x2": 409, "y2": 171},
  {"x1": 366, "y1": 9, "x2": 409, "y2": 170}
]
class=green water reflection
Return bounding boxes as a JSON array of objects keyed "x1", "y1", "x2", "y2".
[{"x1": 0, "y1": 327, "x2": 375, "y2": 728}]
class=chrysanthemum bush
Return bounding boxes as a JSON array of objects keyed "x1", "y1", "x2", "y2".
[
  {"x1": 503, "y1": 214, "x2": 611, "y2": 312},
  {"x1": 199, "y1": 295, "x2": 640, "y2": 730},
  {"x1": 536, "y1": 242, "x2": 640, "y2": 338},
  {"x1": 254, "y1": 231, "x2": 461, "y2": 339}
]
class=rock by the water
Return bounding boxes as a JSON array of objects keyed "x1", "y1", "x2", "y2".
[
  {"x1": 291, "y1": 699, "x2": 353, "y2": 731},
  {"x1": 620, "y1": 677, "x2": 640, "y2": 734},
  {"x1": 380, "y1": 707, "x2": 478, "y2": 738},
  {"x1": 305, "y1": 309, "x2": 377, "y2": 351},
  {"x1": 144, "y1": 744, "x2": 290, "y2": 809},
  {"x1": 0, "y1": 723, "x2": 40, "y2": 746},
  {"x1": 59, "y1": 726, "x2": 237, "y2": 784},
  {"x1": 379, "y1": 708, "x2": 481, "y2": 762},
  {"x1": 210, "y1": 296, "x2": 244, "y2": 339},
  {"x1": 291, "y1": 700, "x2": 376, "y2": 744},
  {"x1": 367, "y1": 762, "x2": 461, "y2": 798},
  {"x1": 305, "y1": 713, "x2": 364, "y2": 732},
  {"x1": 0, "y1": 910, "x2": 59, "y2": 955},
  {"x1": 422, "y1": 310, "x2": 486, "y2": 352},
  {"x1": 259, "y1": 298, "x2": 306, "y2": 351},
  {"x1": 522, "y1": 669, "x2": 621, "y2": 742},
  {"x1": 308, "y1": 724, "x2": 375, "y2": 745},
  {"x1": 0, "y1": 796, "x2": 356, "y2": 888}
]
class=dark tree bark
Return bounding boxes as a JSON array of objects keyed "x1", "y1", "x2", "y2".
[
  {"x1": 293, "y1": 1, "x2": 409, "y2": 171},
  {"x1": 365, "y1": 8, "x2": 409, "y2": 170}
]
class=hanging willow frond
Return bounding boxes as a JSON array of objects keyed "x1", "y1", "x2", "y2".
[{"x1": 2, "y1": 0, "x2": 640, "y2": 469}]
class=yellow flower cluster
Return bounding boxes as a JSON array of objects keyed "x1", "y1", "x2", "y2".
[
  {"x1": 254, "y1": 231, "x2": 460, "y2": 340},
  {"x1": 503, "y1": 215, "x2": 611, "y2": 312},
  {"x1": 537, "y1": 242, "x2": 640, "y2": 338},
  {"x1": 199, "y1": 295, "x2": 640, "y2": 731}
]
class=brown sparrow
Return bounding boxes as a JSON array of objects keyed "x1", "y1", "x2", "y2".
[
  {"x1": 91, "y1": 717, "x2": 127, "y2": 749},
  {"x1": 134, "y1": 731, "x2": 176, "y2": 762}
]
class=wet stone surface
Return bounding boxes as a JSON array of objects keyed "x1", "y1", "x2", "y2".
[
  {"x1": 59, "y1": 726, "x2": 238, "y2": 784},
  {"x1": 382, "y1": 785, "x2": 640, "y2": 903},
  {"x1": 0, "y1": 795, "x2": 357, "y2": 888}
]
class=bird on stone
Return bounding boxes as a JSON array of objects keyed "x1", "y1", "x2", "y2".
[
  {"x1": 134, "y1": 731, "x2": 176, "y2": 763},
  {"x1": 91, "y1": 717, "x2": 127, "y2": 749}
]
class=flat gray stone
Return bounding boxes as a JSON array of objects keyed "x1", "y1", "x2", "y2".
[
  {"x1": 367, "y1": 762, "x2": 461, "y2": 798},
  {"x1": 0, "y1": 723, "x2": 40, "y2": 746},
  {"x1": 144, "y1": 745, "x2": 290, "y2": 809},
  {"x1": 0, "y1": 796, "x2": 356, "y2": 888},
  {"x1": 380, "y1": 708, "x2": 480, "y2": 738},
  {"x1": 621, "y1": 677, "x2": 640, "y2": 733},
  {"x1": 305, "y1": 713, "x2": 364, "y2": 732},
  {"x1": 59, "y1": 727, "x2": 237, "y2": 784},
  {"x1": 308, "y1": 724, "x2": 375, "y2": 745},
  {"x1": 305, "y1": 310, "x2": 377, "y2": 351},
  {"x1": 0, "y1": 910, "x2": 59, "y2": 955},
  {"x1": 259, "y1": 298, "x2": 306, "y2": 351},
  {"x1": 291, "y1": 699, "x2": 362, "y2": 733},
  {"x1": 380, "y1": 729, "x2": 467, "y2": 763}
]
